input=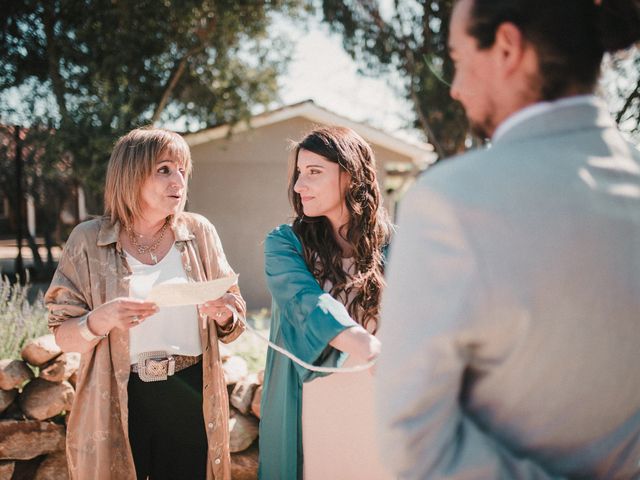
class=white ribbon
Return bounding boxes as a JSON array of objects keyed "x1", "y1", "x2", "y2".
[{"x1": 225, "y1": 305, "x2": 377, "y2": 374}]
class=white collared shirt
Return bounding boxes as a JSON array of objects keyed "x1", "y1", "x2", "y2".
[{"x1": 492, "y1": 95, "x2": 600, "y2": 143}]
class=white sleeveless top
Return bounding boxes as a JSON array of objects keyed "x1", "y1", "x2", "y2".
[
  {"x1": 302, "y1": 258, "x2": 393, "y2": 480},
  {"x1": 126, "y1": 245, "x2": 201, "y2": 365}
]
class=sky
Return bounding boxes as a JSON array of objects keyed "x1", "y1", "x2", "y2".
[{"x1": 270, "y1": 13, "x2": 426, "y2": 145}]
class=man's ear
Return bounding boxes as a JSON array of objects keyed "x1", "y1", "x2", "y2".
[{"x1": 493, "y1": 22, "x2": 528, "y2": 75}]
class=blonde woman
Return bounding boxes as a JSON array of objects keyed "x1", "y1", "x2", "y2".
[{"x1": 45, "y1": 127, "x2": 245, "y2": 480}]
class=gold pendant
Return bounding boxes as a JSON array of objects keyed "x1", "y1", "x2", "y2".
[{"x1": 150, "y1": 252, "x2": 158, "y2": 264}]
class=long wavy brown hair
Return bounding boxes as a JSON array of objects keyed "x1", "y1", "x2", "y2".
[{"x1": 288, "y1": 126, "x2": 392, "y2": 332}]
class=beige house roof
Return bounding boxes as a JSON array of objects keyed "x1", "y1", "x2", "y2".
[{"x1": 185, "y1": 100, "x2": 436, "y2": 167}]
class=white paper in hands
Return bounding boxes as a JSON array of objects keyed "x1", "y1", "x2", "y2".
[{"x1": 146, "y1": 274, "x2": 239, "y2": 307}]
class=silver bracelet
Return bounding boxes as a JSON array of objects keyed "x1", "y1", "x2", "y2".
[{"x1": 78, "y1": 315, "x2": 107, "y2": 342}]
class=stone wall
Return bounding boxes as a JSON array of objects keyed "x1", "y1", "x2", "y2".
[{"x1": 0, "y1": 335, "x2": 263, "y2": 480}]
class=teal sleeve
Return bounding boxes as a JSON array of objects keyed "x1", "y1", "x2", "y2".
[{"x1": 264, "y1": 225, "x2": 358, "y2": 381}]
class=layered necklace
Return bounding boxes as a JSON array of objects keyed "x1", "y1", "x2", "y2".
[{"x1": 127, "y1": 218, "x2": 170, "y2": 264}]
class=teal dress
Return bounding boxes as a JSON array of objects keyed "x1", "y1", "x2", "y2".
[{"x1": 258, "y1": 224, "x2": 359, "y2": 480}]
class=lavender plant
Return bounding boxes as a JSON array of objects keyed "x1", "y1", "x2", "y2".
[{"x1": 0, "y1": 277, "x2": 49, "y2": 360}]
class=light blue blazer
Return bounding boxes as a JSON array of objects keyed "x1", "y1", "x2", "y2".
[{"x1": 377, "y1": 98, "x2": 640, "y2": 479}]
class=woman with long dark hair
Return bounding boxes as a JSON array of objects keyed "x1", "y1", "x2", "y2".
[{"x1": 258, "y1": 126, "x2": 394, "y2": 479}]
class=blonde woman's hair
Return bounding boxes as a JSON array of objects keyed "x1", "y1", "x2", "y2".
[{"x1": 104, "y1": 127, "x2": 192, "y2": 227}]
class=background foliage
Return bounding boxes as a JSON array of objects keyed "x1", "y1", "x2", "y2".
[
  {"x1": 319, "y1": 0, "x2": 640, "y2": 158},
  {"x1": 320, "y1": 0, "x2": 466, "y2": 158},
  {"x1": 0, "y1": 276, "x2": 49, "y2": 360},
  {"x1": 0, "y1": 0, "x2": 304, "y2": 213}
]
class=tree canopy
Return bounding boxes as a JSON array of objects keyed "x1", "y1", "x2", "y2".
[
  {"x1": 320, "y1": 0, "x2": 640, "y2": 158},
  {"x1": 320, "y1": 0, "x2": 466, "y2": 158},
  {"x1": 1, "y1": 0, "x2": 302, "y2": 210}
]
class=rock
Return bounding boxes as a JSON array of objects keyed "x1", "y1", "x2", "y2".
[
  {"x1": 19, "y1": 380, "x2": 74, "y2": 421},
  {"x1": 21, "y1": 336, "x2": 61, "y2": 367},
  {"x1": 0, "y1": 390, "x2": 17, "y2": 415},
  {"x1": 0, "y1": 420, "x2": 65, "y2": 460},
  {"x1": 230, "y1": 374, "x2": 259, "y2": 415},
  {"x1": 34, "y1": 451, "x2": 68, "y2": 480},
  {"x1": 251, "y1": 385, "x2": 262, "y2": 419},
  {"x1": 39, "y1": 353, "x2": 80, "y2": 383},
  {"x1": 0, "y1": 360, "x2": 34, "y2": 390},
  {"x1": 0, "y1": 461, "x2": 14, "y2": 480},
  {"x1": 222, "y1": 356, "x2": 248, "y2": 386},
  {"x1": 230, "y1": 443, "x2": 258, "y2": 480},
  {"x1": 229, "y1": 409, "x2": 259, "y2": 453}
]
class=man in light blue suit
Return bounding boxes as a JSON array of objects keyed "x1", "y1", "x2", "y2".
[{"x1": 376, "y1": 0, "x2": 640, "y2": 478}]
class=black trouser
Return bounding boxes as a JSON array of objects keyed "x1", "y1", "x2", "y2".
[{"x1": 127, "y1": 362, "x2": 208, "y2": 480}]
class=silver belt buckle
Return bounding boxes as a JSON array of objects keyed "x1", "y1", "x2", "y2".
[{"x1": 137, "y1": 351, "x2": 175, "y2": 382}]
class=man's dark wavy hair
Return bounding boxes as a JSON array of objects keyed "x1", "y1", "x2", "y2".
[
  {"x1": 464, "y1": 0, "x2": 640, "y2": 99},
  {"x1": 288, "y1": 126, "x2": 392, "y2": 333}
]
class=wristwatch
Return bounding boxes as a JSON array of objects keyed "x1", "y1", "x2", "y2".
[{"x1": 78, "y1": 315, "x2": 107, "y2": 341}]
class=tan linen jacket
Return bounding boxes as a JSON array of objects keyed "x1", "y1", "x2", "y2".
[{"x1": 45, "y1": 212, "x2": 245, "y2": 480}]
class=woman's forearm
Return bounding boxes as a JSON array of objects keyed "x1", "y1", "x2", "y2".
[
  {"x1": 329, "y1": 325, "x2": 381, "y2": 362},
  {"x1": 54, "y1": 297, "x2": 158, "y2": 354},
  {"x1": 54, "y1": 314, "x2": 105, "y2": 354}
]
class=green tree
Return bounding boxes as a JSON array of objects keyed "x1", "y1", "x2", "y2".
[
  {"x1": 1, "y1": 0, "x2": 302, "y2": 212},
  {"x1": 320, "y1": 0, "x2": 467, "y2": 158},
  {"x1": 319, "y1": 1, "x2": 640, "y2": 158}
]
